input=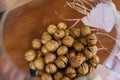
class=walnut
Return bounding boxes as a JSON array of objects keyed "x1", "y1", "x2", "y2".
[
  {"x1": 53, "y1": 71, "x2": 63, "y2": 80},
  {"x1": 47, "y1": 24, "x2": 57, "y2": 34},
  {"x1": 84, "y1": 48, "x2": 94, "y2": 59},
  {"x1": 37, "y1": 50, "x2": 42, "y2": 58},
  {"x1": 25, "y1": 50, "x2": 36, "y2": 61},
  {"x1": 62, "y1": 36, "x2": 74, "y2": 47},
  {"x1": 41, "y1": 33, "x2": 52, "y2": 44},
  {"x1": 57, "y1": 46, "x2": 68, "y2": 56},
  {"x1": 79, "y1": 37, "x2": 87, "y2": 46},
  {"x1": 70, "y1": 55, "x2": 84, "y2": 68},
  {"x1": 66, "y1": 66, "x2": 76, "y2": 78},
  {"x1": 54, "y1": 30, "x2": 65, "y2": 40},
  {"x1": 55, "y1": 56, "x2": 68, "y2": 68},
  {"x1": 45, "y1": 40, "x2": 59, "y2": 52},
  {"x1": 88, "y1": 46, "x2": 98, "y2": 55},
  {"x1": 81, "y1": 26, "x2": 91, "y2": 36},
  {"x1": 89, "y1": 66, "x2": 95, "y2": 73},
  {"x1": 34, "y1": 57, "x2": 44, "y2": 70},
  {"x1": 90, "y1": 55, "x2": 100, "y2": 66},
  {"x1": 41, "y1": 73, "x2": 53, "y2": 80},
  {"x1": 45, "y1": 63, "x2": 57, "y2": 74},
  {"x1": 73, "y1": 42, "x2": 84, "y2": 52},
  {"x1": 87, "y1": 33, "x2": 97, "y2": 45},
  {"x1": 45, "y1": 53, "x2": 56, "y2": 64},
  {"x1": 70, "y1": 28, "x2": 81, "y2": 38},
  {"x1": 29, "y1": 61, "x2": 36, "y2": 70},
  {"x1": 67, "y1": 50, "x2": 76, "y2": 60},
  {"x1": 57, "y1": 22, "x2": 67, "y2": 30},
  {"x1": 57, "y1": 40, "x2": 62, "y2": 47},
  {"x1": 77, "y1": 63, "x2": 89, "y2": 75},
  {"x1": 41, "y1": 46, "x2": 49, "y2": 55},
  {"x1": 61, "y1": 76, "x2": 71, "y2": 80},
  {"x1": 32, "y1": 39, "x2": 41, "y2": 49},
  {"x1": 36, "y1": 70, "x2": 44, "y2": 76},
  {"x1": 77, "y1": 53, "x2": 86, "y2": 62}
]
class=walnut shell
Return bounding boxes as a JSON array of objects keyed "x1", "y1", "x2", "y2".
[
  {"x1": 77, "y1": 63, "x2": 89, "y2": 75},
  {"x1": 45, "y1": 40, "x2": 59, "y2": 52},
  {"x1": 45, "y1": 53, "x2": 56, "y2": 64},
  {"x1": 67, "y1": 50, "x2": 76, "y2": 60},
  {"x1": 54, "y1": 30, "x2": 65, "y2": 40},
  {"x1": 36, "y1": 70, "x2": 44, "y2": 76},
  {"x1": 87, "y1": 33, "x2": 97, "y2": 45},
  {"x1": 41, "y1": 34, "x2": 52, "y2": 44},
  {"x1": 32, "y1": 39, "x2": 41, "y2": 49},
  {"x1": 84, "y1": 48, "x2": 93, "y2": 59},
  {"x1": 73, "y1": 42, "x2": 84, "y2": 52},
  {"x1": 41, "y1": 73, "x2": 53, "y2": 80},
  {"x1": 77, "y1": 53, "x2": 86, "y2": 62},
  {"x1": 55, "y1": 56, "x2": 68, "y2": 68},
  {"x1": 79, "y1": 37, "x2": 87, "y2": 46},
  {"x1": 66, "y1": 66, "x2": 76, "y2": 78},
  {"x1": 81, "y1": 26, "x2": 91, "y2": 36},
  {"x1": 70, "y1": 28, "x2": 81, "y2": 38},
  {"x1": 70, "y1": 55, "x2": 84, "y2": 68},
  {"x1": 47, "y1": 24, "x2": 57, "y2": 34},
  {"x1": 34, "y1": 57, "x2": 44, "y2": 70},
  {"x1": 41, "y1": 46, "x2": 49, "y2": 55},
  {"x1": 57, "y1": 46, "x2": 68, "y2": 56},
  {"x1": 53, "y1": 71, "x2": 63, "y2": 80},
  {"x1": 57, "y1": 22, "x2": 67, "y2": 30},
  {"x1": 89, "y1": 66, "x2": 95, "y2": 73},
  {"x1": 88, "y1": 46, "x2": 98, "y2": 55},
  {"x1": 25, "y1": 50, "x2": 36, "y2": 61},
  {"x1": 29, "y1": 61, "x2": 36, "y2": 70},
  {"x1": 90, "y1": 55, "x2": 100, "y2": 66},
  {"x1": 62, "y1": 36, "x2": 74, "y2": 47},
  {"x1": 45, "y1": 63, "x2": 57, "y2": 74},
  {"x1": 61, "y1": 76, "x2": 71, "y2": 80}
]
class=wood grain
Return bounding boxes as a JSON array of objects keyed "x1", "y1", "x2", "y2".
[{"x1": 3, "y1": 0, "x2": 119, "y2": 74}]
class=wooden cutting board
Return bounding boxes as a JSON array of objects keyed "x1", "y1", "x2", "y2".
[{"x1": 2, "y1": 0, "x2": 120, "y2": 74}]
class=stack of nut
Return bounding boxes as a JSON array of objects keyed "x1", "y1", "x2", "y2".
[{"x1": 25, "y1": 22, "x2": 100, "y2": 80}]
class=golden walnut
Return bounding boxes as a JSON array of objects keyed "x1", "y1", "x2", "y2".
[
  {"x1": 41, "y1": 33, "x2": 52, "y2": 44},
  {"x1": 81, "y1": 26, "x2": 91, "y2": 36},
  {"x1": 62, "y1": 36, "x2": 74, "y2": 47},
  {"x1": 77, "y1": 63, "x2": 89, "y2": 75},
  {"x1": 70, "y1": 28, "x2": 81, "y2": 38},
  {"x1": 79, "y1": 37, "x2": 87, "y2": 46},
  {"x1": 45, "y1": 40, "x2": 59, "y2": 52},
  {"x1": 57, "y1": 46, "x2": 68, "y2": 56},
  {"x1": 41, "y1": 73, "x2": 53, "y2": 80},
  {"x1": 32, "y1": 39, "x2": 41, "y2": 49},
  {"x1": 61, "y1": 76, "x2": 71, "y2": 80},
  {"x1": 89, "y1": 66, "x2": 95, "y2": 73},
  {"x1": 73, "y1": 42, "x2": 84, "y2": 52},
  {"x1": 67, "y1": 50, "x2": 76, "y2": 60},
  {"x1": 45, "y1": 63, "x2": 57, "y2": 74},
  {"x1": 45, "y1": 53, "x2": 56, "y2": 64},
  {"x1": 25, "y1": 50, "x2": 36, "y2": 62},
  {"x1": 70, "y1": 56, "x2": 84, "y2": 68},
  {"x1": 53, "y1": 71, "x2": 63, "y2": 80},
  {"x1": 55, "y1": 56, "x2": 68, "y2": 68},
  {"x1": 66, "y1": 66, "x2": 76, "y2": 78},
  {"x1": 47, "y1": 24, "x2": 57, "y2": 34},
  {"x1": 57, "y1": 22, "x2": 67, "y2": 30},
  {"x1": 41, "y1": 46, "x2": 49, "y2": 55},
  {"x1": 29, "y1": 61, "x2": 36, "y2": 70},
  {"x1": 34, "y1": 57, "x2": 44, "y2": 70},
  {"x1": 90, "y1": 55, "x2": 100, "y2": 66},
  {"x1": 54, "y1": 30, "x2": 65, "y2": 40},
  {"x1": 87, "y1": 33, "x2": 97, "y2": 45}
]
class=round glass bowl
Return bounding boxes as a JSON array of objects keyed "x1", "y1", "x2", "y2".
[{"x1": 0, "y1": 0, "x2": 119, "y2": 80}]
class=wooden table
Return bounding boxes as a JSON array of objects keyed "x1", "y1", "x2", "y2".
[{"x1": 2, "y1": 0, "x2": 120, "y2": 74}]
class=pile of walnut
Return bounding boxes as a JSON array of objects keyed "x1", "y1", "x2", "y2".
[{"x1": 25, "y1": 22, "x2": 100, "y2": 80}]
